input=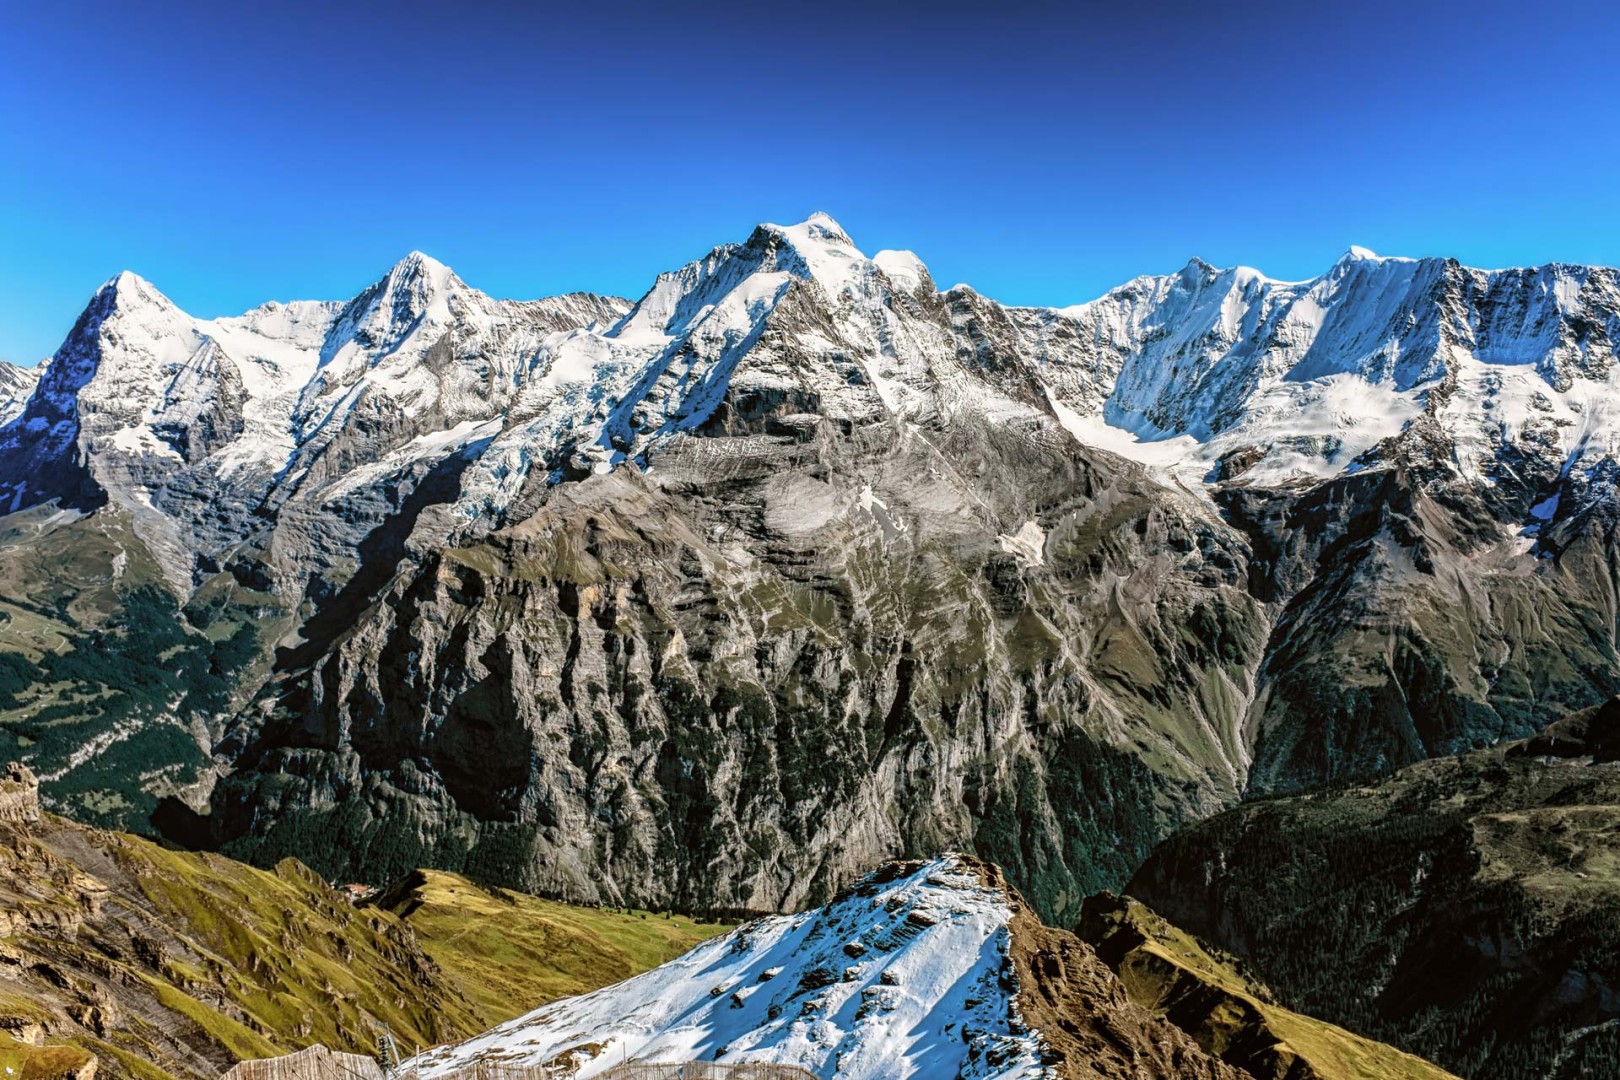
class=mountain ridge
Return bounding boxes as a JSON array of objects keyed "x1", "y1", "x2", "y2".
[
  {"x1": 2, "y1": 215, "x2": 1619, "y2": 923},
  {"x1": 401, "y1": 852, "x2": 1459, "y2": 1080},
  {"x1": 1127, "y1": 698, "x2": 1620, "y2": 1079},
  {"x1": 23, "y1": 219, "x2": 1620, "y2": 534}
]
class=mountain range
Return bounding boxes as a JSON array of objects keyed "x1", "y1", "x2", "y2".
[{"x1": 1, "y1": 214, "x2": 1618, "y2": 922}]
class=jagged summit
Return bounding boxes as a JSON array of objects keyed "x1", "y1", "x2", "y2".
[
  {"x1": 319, "y1": 249, "x2": 464, "y2": 365},
  {"x1": 105, "y1": 267, "x2": 149, "y2": 292},
  {"x1": 8, "y1": 216, "x2": 1620, "y2": 554},
  {"x1": 1326, "y1": 243, "x2": 1422, "y2": 274},
  {"x1": 94, "y1": 268, "x2": 183, "y2": 318},
  {"x1": 768, "y1": 210, "x2": 857, "y2": 247},
  {"x1": 375, "y1": 248, "x2": 461, "y2": 304},
  {"x1": 390, "y1": 248, "x2": 452, "y2": 275}
]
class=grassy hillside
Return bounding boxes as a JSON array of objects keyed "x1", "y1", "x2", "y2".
[
  {"x1": 1129, "y1": 698, "x2": 1620, "y2": 1080},
  {"x1": 0, "y1": 508, "x2": 274, "y2": 832},
  {"x1": 378, "y1": 870, "x2": 728, "y2": 1026},
  {"x1": 0, "y1": 813, "x2": 728, "y2": 1080},
  {"x1": 1080, "y1": 894, "x2": 1460, "y2": 1080}
]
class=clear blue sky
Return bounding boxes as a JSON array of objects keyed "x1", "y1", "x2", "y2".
[{"x1": 3, "y1": 0, "x2": 1618, "y2": 363}]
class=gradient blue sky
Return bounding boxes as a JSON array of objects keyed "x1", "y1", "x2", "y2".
[{"x1": 3, "y1": 0, "x2": 1618, "y2": 363}]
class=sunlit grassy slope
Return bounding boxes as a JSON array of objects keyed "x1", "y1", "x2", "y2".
[
  {"x1": 1081, "y1": 894, "x2": 1461, "y2": 1080},
  {"x1": 379, "y1": 870, "x2": 731, "y2": 1025},
  {"x1": 0, "y1": 815, "x2": 729, "y2": 1080}
]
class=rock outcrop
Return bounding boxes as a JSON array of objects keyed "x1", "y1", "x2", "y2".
[{"x1": 0, "y1": 762, "x2": 40, "y2": 823}]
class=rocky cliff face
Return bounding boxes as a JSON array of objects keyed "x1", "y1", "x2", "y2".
[
  {"x1": 214, "y1": 429, "x2": 1262, "y2": 921},
  {"x1": 1, "y1": 217, "x2": 1619, "y2": 920}
]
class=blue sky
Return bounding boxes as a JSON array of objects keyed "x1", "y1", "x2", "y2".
[{"x1": 2, "y1": 0, "x2": 1618, "y2": 363}]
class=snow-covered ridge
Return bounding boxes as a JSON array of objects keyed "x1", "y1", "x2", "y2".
[
  {"x1": 1054, "y1": 248, "x2": 1620, "y2": 487},
  {"x1": 403, "y1": 856, "x2": 1049, "y2": 1080},
  {"x1": 2, "y1": 215, "x2": 1617, "y2": 582},
  {"x1": 0, "y1": 361, "x2": 39, "y2": 426}
]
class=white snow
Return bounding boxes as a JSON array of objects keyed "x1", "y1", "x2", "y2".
[
  {"x1": 856, "y1": 484, "x2": 908, "y2": 541},
  {"x1": 1043, "y1": 386, "x2": 1202, "y2": 481},
  {"x1": 873, "y1": 250, "x2": 928, "y2": 294},
  {"x1": 0, "y1": 361, "x2": 40, "y2": 425},
  {"x1": 767, "y1": 212, "x2": 865, "y2": 301},
  {"x1": 21, "y1": 214, "x2": 1620, "y2": 581},
  {"x1": 319, "y1": 418, "x2": 502, "y2": 503},
  {"x1": 401, "y1": 856, "x2": 1049, "y2": 1080}
]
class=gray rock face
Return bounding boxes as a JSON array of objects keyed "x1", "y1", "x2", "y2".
[
  {"x1": 3, "y1": 217, "x2": 1620, "y2": 918},
  {"x1": 1220, "y1": 447, "x2": 1620, "y2": 795},
  {"x1": 0, "y1": 763, "x2": 40, "y2": 824},
  {"x1": 216, "y1": 423, "x2": 1262, "y2": 920},
  {"x1": 150, "y1": 340, "x2": 247, "y2": 463}
]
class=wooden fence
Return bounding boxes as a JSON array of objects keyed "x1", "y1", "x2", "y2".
[{"x1": 222, "y1": 1047, "x2": 386, "y2": 1080}]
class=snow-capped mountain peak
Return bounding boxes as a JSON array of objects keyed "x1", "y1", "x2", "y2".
[
  {"x1": 781, "y1": 209, "x2": 855, "y2": 245},
  {"x1": 752, "y1": 213, "x2": 872, "y2": 301},
  {"x1": 376, "y1": 249, "x2": 460, "y2": 312},
  {"x1": 4, "y1": 216, "x2": 1619, "y2": 588},
  {"x1": 99, "y1": 268, "x2": 170, "y2": 304},
  {"x1": 391, "y1": 248, "x2": 452, "y2": 278},
  {"x1": 320, "y1": 250, "x2": 463, "y2": 364},
  {"x1": 1178, "y1": 255, "x2": 1217, "y2": 280},
  {"x1": 91, "y1": 270, "x2": 189, "y2": 331},
  {"x1": 870, "y1": 249, "x2": 931, "y2": 294}
]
